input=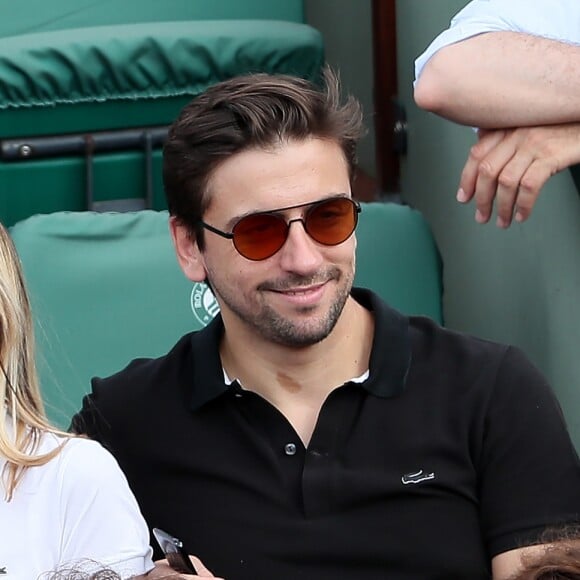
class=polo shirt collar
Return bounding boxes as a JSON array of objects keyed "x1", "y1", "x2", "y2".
[
  {"x1": 188, "y1": 314, "x2": 229, "y2": 410},
  {"x1": 187, "y1": 287, "x2": 411, "y2": 410},
  {"x1": 350, "y1": 287, "x2": 410, "y2": 398}
]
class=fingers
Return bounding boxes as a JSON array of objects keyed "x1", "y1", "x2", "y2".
[
  {"x1": 188, "y1": 555, "x2": 224, "y2": 578},
  {"x1": 147, "y1": 559, "x2": 186, "y2": 579},
  {"x1": 457, "y1": 124, "x2": 576, "y2": 227},
  {"x1": 514, "y1": 158, "x2": 557, "y2": 223},
  {"x1": 471, "y1": 132, "x2": 519, "y2": 225},
  {"x1": 492, "y1": 147, "x2": 535, "y2": 227},
  {"x1": 458, "y1": 129, "x2": 506, "y2": 206},
  {"x1": 150, "y1": 557, "x2": 224, "y2": 579}
]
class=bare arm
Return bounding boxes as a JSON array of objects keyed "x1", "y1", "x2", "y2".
[
  {"x1": 492, "y1": 545, "x2": 547, "y2": 580},
  {"x1": 414, "y1": 32, "x2": 580, "y2": 128}
]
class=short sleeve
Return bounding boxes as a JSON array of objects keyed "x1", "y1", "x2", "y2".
[
  {"x1": 414, "y1": 0, "x2": 580, "y2": 84},
  {"x1": 478, "y1": 346, "x2": 580, "y2": 556},
  {"x1": 56, "y1": 438, "x2": 154, "y2": 576}
]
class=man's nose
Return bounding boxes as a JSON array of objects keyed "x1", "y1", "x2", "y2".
[{"x1": 277, "y1": 219, "x2": 324, "y2": 274}]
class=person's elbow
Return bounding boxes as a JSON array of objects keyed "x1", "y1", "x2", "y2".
[{"x1": 414, "y1": 54, "x2": 453, "y2": 115}]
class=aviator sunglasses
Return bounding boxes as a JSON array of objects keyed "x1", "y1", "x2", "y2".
[{"x1": 199, "y1": 196, "x2": 361, "y2": 261}]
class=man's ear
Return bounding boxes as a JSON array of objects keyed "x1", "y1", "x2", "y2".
[{"x1": 169, "y1": 216, "x2": 207, "y2": 282}]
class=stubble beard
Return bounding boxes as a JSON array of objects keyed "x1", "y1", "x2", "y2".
[{"x1": 213, "y1": 266, "x2": 353, "y2": 348}]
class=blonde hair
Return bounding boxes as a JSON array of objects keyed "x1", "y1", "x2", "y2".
[{"x1": 0, "y1": 223, "x2": 69, "y2": 500}]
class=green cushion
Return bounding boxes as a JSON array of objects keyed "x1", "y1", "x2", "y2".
[
  {"x1": 0, "y1": 20, "x2": 324, "y2": 135},
  {"x1": 11, "y1": 211, "x2": 199, "y2": 426},
  {"x1": 355, "y1": 202, "x2": 443, "y2": 324},
  {"x1": 5, "y1": 0, "x2": 305, "y2": 38},
  {"x1": 0, "y1": 18, "x2": 324, "y2": 226},
  {"x1": 10, "y1": 204, "x2": 442, "y2": 428}
]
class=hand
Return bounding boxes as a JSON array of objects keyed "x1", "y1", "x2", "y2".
[
  {"x1": 456, "y1": 124, "x2": 580, "y2": 227},
  {"x1": 146, "y1": 557, "x2": 225, "y2": 579}
]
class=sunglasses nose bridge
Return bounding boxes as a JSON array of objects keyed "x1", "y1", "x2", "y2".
[
  {"x1": 271, "y1": 215, "x2": 307, "y2": 253},
  {"x1": 276, "y1": 216, "x2": 327, "y2": 272},
  {"x1": 286, "y1": 216, "x2": 306, "y2": 228},
  {"x1": 285, "y1": 216, "x2": 311, "y2": 243},
  {"x1": 275, "y1": 216, "x2": 320, "y2": 255}
]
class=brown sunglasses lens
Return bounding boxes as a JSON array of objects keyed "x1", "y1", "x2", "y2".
[
  {"x1": 232, "y1": 213, "x2": 288, "y2": 261},
  {"x1": 304, "y1": 198, "x2": 358, "y2": 246},
  {"x1": 232, "y1": 198, "x2": 359, "y2": 260}
]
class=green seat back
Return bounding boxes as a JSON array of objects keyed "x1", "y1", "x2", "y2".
[
  {"x1": 6, "y1": 0, "x2": 306, "y2": 38},
  {"x1": 0, "y1": 19, "x2": 324, "y2": 226},
  {"x1": 354, "y1": 202, "x2": 443, "y2": 324},
  {"x1": 10, "y1": 203, "x2": 442, "y2": 428}
]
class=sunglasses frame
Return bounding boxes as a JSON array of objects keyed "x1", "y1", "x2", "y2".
[{"x1": 199, "y1": 196, "x2": 361, "y2": 261}]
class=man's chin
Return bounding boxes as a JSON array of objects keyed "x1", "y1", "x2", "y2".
[
  {"x1": 271, "y1": 335, "x2": 330, "y2": 349},
  {"x1": 263, "y1": 319, "x2": 337, "y2": 348}
]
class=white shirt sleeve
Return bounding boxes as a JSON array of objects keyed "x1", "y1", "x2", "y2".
[
  {"x1": 56, "y1": 438, "x2": 154, "y2": 577},
  {"x1": 414, "y1": 0, "x2": 580, "y2": 83}
]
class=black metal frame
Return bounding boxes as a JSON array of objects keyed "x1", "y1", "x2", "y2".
[{"x1": 0, "y1": 126, "x2": 169, "y2": 211}]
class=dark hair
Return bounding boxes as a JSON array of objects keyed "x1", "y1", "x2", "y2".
[
  {"x1": 41, "y1": 562, "x2": 122, "y2": 579},
  {"x1": 162, "y1": 66, "x2": 365, "y2": 248}
]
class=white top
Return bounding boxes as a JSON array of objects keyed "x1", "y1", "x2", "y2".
[
  {"x1": 414, "y1": 0, "x2": 580, "y2": 82},
  {"x1": 0, "y1": 430, "x2": 154, "y2": 580}
]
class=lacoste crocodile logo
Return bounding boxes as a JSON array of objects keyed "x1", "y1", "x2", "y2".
[{"x1": 401, "y1": 469, "x2": 435, "y2": 485}]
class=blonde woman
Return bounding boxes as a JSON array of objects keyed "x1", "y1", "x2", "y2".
[{"x1": 0, "y1": 224, "x2": 154, "y2": 579}]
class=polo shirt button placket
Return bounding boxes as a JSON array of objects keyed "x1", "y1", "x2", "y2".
[{"x1": 284, "y1": 442, "x2": 297, "y2": 456}]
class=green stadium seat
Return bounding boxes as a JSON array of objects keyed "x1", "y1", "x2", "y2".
[{"x1": 0, "y1": 0, "x2": 323, "y2": 225}]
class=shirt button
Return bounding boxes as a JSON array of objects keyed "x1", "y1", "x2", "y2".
[{"x1": 284, "y1": 443, "x2": 297, "y2": 456}]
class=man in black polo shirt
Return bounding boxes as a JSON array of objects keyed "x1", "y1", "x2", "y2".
[{"x1": 72, "y1": 68, "x2": 580, "y2": 579}]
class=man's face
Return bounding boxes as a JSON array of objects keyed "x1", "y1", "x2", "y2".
[{"x1": 175, "y1": 137, "x2": 356, "y2": 348}]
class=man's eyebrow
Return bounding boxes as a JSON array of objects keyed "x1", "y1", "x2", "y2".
[
  {"x1": 224, "y1": 209, "x2": 258, "y2": 231},
  {"x1": 224, "y1": 193, "x2": 350, "y2": 230},
  {"x1": 224, "y1": 207, "x2": 287, "y2": 231}
]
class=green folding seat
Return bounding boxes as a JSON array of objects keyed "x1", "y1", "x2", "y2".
[
  {"x1": 10, "y1": 204, "x2": 442, "y2": 428},
  {"x1": 0, "y1": 0, "x2": 323, "y2": 225}
]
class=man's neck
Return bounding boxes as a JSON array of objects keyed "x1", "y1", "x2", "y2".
[{"x1": 219, "y1": 298, "x2": 374, "y2": 445}]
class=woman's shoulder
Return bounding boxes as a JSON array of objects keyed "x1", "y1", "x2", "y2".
[
  {"x1": 39, "y1": 433, "x2": 126, "y2": 486},
  {"x1": 56, "y1": 435, "x2": 122, "y2": 472}
]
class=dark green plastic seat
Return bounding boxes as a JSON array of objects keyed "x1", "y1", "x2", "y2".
[
  {"x1": 0, "y1": 20, "x2": 324, "y2": 138},
  {"x1": 10, "y1": 203, "x2": 442, "y2": 428},
  {"x1": 0, "y1": 0, "x2": 324, "y2": 225}
]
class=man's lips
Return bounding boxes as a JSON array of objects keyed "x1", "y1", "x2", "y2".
[
  {"x1": 268, "y1": 282, "x2": 327, "y2": 305},
  {"x1": 270, "y1": 283, "x2": 325, "y2": 295}
]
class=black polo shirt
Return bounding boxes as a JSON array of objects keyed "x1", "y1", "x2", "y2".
[{"x1": 72, "y1": 288, "x2": 580, "y2": 580}]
